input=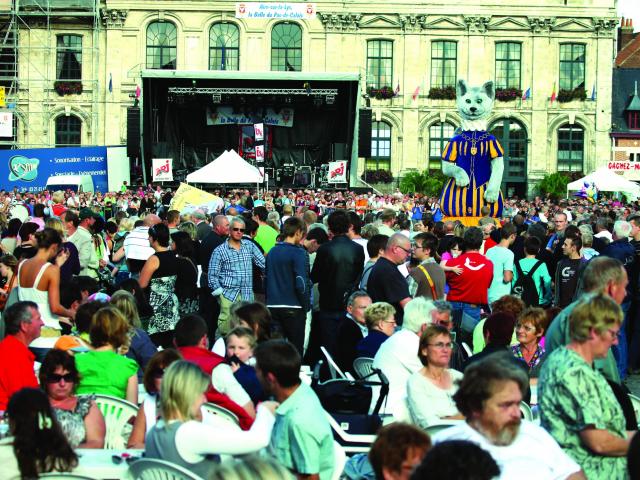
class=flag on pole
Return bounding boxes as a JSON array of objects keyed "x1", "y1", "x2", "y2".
[
  {"x1": 135, "y1": 85, "x2": 141, "y2": 99},
  {"x1": 108, "y1": 74, "x2": 112, "y2": 93},
  {"x1": 591, "y1": 84, "x2": 597, "y2": 101},
  {"x1": 412, "y1": 86, "x2": 420, "y2": 101},
  {"x1": 522, "y1": 87, "x2": 530, "y2": 100},
  {"x1": 394, "y1": 83, "x2": 400, "y2": 96},
  {"x1": 550, "y1": 82, "x2": 557, "y2": 103}
]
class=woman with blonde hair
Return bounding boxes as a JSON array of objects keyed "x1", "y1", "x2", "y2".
[
  {"x1": 110, "y1": 290, "x2": 157, "y2": 377},
  {"x1": 356, "y1": 301, "x2": 396, "y2": 359},
  {"x1": 539, "y1": 294, "x2": 633, "y2": 479},
  {"x1": 74, "y1": 306, "x2": 139, "y2": 403},
  {"x1": 45, "y1": 217, "x2": 80, "y2": 283},
  {"x1": 145, "y1": 360, "x2": 278, "y2": 477}
]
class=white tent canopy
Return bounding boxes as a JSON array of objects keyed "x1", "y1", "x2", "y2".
[
  {"x1": 567, "y1": 167, "x2": 640, "y2": 200},
  {"x1": 186, "y1": 149, "x2": 263, "y2": 184}
]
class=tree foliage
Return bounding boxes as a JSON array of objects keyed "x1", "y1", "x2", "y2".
[
  {"x1": 400, "y1": 169, "x2": 446, "y2": 197},
  {"x1": 537, "y1": 172, "x2": 570, "y2": 201}
]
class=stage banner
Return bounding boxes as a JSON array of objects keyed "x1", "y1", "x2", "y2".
[
  {"x1": 152, "y1": 158, "x2": 173, "y2": 182},
  {"x1": 328, "y1": 161, "x2": 348, "y2": 183},
  {"x1": 0, "y1": 146, "x2": 108, "y2": 193},
  {"x1": 170, "y1": 182, "x2": 223, "y2": 214},
  {"x1": 254, "y1": 123, "x2": 264, "y2": 142},
  {"x1": 236, "y1": 2, "x2": 316, "y2": 20},
  {"x1": 255, "y1": 145, "x2": 265, "y2": 163},
  {"x1": 206, "y1": 106, "x2": 294, "y2": 127},
  {"x1": 0, "y1": 111, "x2": 12, "y2": 137}
]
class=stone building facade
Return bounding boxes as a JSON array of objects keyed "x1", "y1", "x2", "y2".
[{"x1": 0, "y1": 0, "x2": 618, "y2": 195}]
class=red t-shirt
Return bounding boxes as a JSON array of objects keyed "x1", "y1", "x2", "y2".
[
  {"x1": 482, "y1": 237, "x2": 498, "y2": 255},
  {"x1": 445, "y1": 252, "x2": 494, "y2": 305},
  {"x1": 0, "y1": 336, "x2": 38, "y2": 410},
  {"x1": 177, "y1": 346, "x2": 254, "y2": 430}
]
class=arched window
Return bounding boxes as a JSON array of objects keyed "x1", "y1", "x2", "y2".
[
  {"x1": 557, "y1": 123, "x2": 584, "y2": 172},
  {"x1": 428, "y1": 122, "x2": 455, "y2": 170},
  {"x1": 367, "y1": 40, "x2": 393, "y2": 89},
  {"x1": 55, "y1": 115, "x2": 81, "y2": 147},
  {"x1": 367, "y1": 121, "x2": 391, "y2": 171},
  {"x1": 271, "y1": 23, "x2": 301, "y2": 72},
  {"x1": 209, "y1": 22, "x2": 239, "y2": 71},
  {"x1": 490, "y1": 118, "x2": 528, "y2": 196},
  {"x1": 146, "y1": 21, "x2": 177, "y2": 70}
]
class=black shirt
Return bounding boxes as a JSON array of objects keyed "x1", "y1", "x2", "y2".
[
  {"x1": 555, "y1": 257, "x2": 583, "y2": 308},
  {"x1": 367, "y1": 257, "x2": 410, "y2": 325}
]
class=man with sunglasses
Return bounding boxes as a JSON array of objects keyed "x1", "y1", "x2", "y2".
[
  {"x1": 209, "y1": 216, "x2": 265, "y2": 336},
  {"x1": 0, "y1": 301, "x2": 42, "y2": 409}
]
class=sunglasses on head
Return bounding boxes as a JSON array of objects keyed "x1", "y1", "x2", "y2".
[{"x1": 47, "y1": 373, "x2": 74, "y2": 384}]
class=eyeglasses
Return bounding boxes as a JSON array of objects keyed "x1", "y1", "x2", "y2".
[
  {"x1": 428, "y1": 342, "x2": 453, "y2": 349},
  {"x1": 396, "y1": 245, "x2": 412, "y2": 254},
  {"x1": 232, "y1": 227, "x2": 245, "y2": 233},
  {"x1": 47, "y1": 373, "x2": 74, "y2": 384},
  {"x1": 381, "y1": 319, "x2": 397, "y2": 325}
]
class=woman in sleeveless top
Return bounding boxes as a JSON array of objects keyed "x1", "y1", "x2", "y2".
[
  {"x1": 145, "y1": 361, "x2": 277, "y2": 478},
  {"x1": 170, "y1": 231, "x2": 199, "y2": 317},
  {"x1": 17, "y1": 228, "x2": 75, "y2": 357},
  {"x1": 139, "y1": 224, "x2": 179, "y2": 349}
]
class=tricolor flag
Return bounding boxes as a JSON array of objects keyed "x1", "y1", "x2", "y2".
[
  {"x1": 522, "y1": 87, "x2": 530, "y2": 101},
  {"x1": 394, "y1": 83, "x2": 400, "y2": 96},
  {"x1": 550, "y1": 82, "x2": 557, "y2": 103},
  {"x1": 135, "y1": 85, "x2": 141, "y2": 99},
  {"x1": 412, "y1": 86, "x2": 420, "y2": 101},
  {"x1": 108, "y1": 73, "x2": 112, "y2": 93},
  {"x1": 591, "y1": 84, "x2": 597, "y2": 101}
]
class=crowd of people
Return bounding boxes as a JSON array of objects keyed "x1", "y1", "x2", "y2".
[{"x1": 1, "y1": 183, "x2": 640, "y2": 479}]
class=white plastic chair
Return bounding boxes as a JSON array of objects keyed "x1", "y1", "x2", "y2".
[
  {"x1": 201, "y1": 402, "x2": 241, "y2": 427},
  {"x1": 94, "y1": 394, "x2": 139, "y2": 449},
  {"x1": 424, "y1": 421, "x2": 461, "y2": 437},
  {"x1": 332, "y1": 441, "x2": 347, "y2": 480},
  {"x1": 352, "y1": 357, "x2": 374, "y2": 379},
  {"x1": 128, "y1": 458, "x2": 204, "y2": 480},
  {"x1": 519, "y1": 401, "x2": 533, "y2": 421},
  {"x1": 325, "y1": 411, "x2": 377, "y2": 454},
  {"x1": 321, "y1": 346, "x2": 354, "y2": 380}
]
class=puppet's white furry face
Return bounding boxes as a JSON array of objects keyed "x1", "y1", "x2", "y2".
[{"x1": 456, "y1": 80, "x2": 495, "y2": 122}]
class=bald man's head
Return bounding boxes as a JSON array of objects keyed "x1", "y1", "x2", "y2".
[{"x1": 143, "y1": 214, "x2": 162, "y2": 227}]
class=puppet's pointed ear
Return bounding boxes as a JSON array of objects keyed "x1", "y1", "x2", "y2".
[
  {"x1": 483, "y1": 81, "x2": 495, "y2": 100},
  {"x1": 457, "y1": 79, "x2": 468, "y2": 98}
]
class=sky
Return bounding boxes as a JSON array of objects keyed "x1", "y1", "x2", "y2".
[{"x1": 619, "y1": 0, "x2": 640, "y2": 30}]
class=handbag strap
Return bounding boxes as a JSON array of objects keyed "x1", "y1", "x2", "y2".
[{"x1": 417, "y1": 264, "x2": 438, "y2": 300}]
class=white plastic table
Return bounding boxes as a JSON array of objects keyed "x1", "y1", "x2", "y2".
[{"x1": 73, "y1": 448, "x2": 143, "y2": 479}]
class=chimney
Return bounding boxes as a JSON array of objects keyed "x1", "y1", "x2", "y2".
[{"x1": 619, "y1": 17, "x2": 635, "y2": 52}]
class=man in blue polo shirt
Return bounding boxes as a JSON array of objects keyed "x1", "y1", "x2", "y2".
[{"x1": 255, "y1": 340, "x2": 334, "y2": 480}]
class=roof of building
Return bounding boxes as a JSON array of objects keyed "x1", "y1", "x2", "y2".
[{"x1": 616, "y1": 19, "x2": 640, "y2": 68}]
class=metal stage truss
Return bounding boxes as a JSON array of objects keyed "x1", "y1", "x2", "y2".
[{"x1": 166, "y1": 87, "x2": 339, "y2": 96}]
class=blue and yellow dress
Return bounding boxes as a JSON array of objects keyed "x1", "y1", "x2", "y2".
[{"x1": 439, "y1": 130, "x2": 504, "y2": 220}]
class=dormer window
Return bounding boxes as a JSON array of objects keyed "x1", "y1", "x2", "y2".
[{"x1": 629, "y1": 111, "x2": 640, "y2": 130}]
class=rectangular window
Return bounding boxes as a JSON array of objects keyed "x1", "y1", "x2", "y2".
[
  {"x1": 367, "y1": 121, "x2": 391, "y2": 171},
  {"x1": 56, "y1": 35, "x2": 82, "y2": 80},
  {"x1": 559, "y1": 44, "x2": 585, "y2": 91},
  {"x1": 557, "y1": 125, "x2": 584, "y2": 172},
  {"x1": 367, "y1": 40, "x2": 393, "y2": 89},
  {"x1": 431, "y1": 41, "x2": 457, "y2": 89},
  {"x1": 628, "y1": 112, "x2": 640, "y2": 130},
  {"x1": 495, "y1": 42, "x2": 521, "y2": 90}
]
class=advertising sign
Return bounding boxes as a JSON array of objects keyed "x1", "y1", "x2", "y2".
[
  {"x1": 0, "y1": 146, "x2": 108, "y2": 193},
  {"x1": 328, "y1": 161, "x2": 348, "y2": 183},
  {"x1": 254, "y1": 123, "x2": 264, "y2": 142},
  {"x1": 170, "y1": 182, "x2": 222, "y2": 213},
  {"x1": 236, "y1": 2, "x2": 316, "y2": 20},
  {"x1": 255, "y1": 145, "x2": 265, "y2": 163},
  {"x1": 152, "y1": 158, "x2": 173, "y2": 182},
  {"x1": 206, "y1": 107, "x2": 293, "y2": 127},
  {"x1": 0, "y1": 111, "x2": 11, "y2": 137}
]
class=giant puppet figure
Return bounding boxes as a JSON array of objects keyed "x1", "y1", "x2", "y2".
[{"x1": 439, "y1": 80, "x2": 504, "y2": 226}]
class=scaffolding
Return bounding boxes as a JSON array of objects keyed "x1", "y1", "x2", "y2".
[{"x1": 0, "y1": 0, "x2": 101, "y2": 149}]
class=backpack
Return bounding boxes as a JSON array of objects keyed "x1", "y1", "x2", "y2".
[{"x1": 512, "y1": 260, "x2": 544, "y2": 307}]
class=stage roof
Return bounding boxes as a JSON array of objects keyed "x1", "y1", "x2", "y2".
[{"x1": 140, "y1": 70, "x2": 360, "y2": 82}]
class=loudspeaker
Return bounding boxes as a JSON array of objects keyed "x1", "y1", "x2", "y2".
[
  {"x1": 358, "y1": 109, "x2": 372, "y2": 158},
  {"x1": 332, "y1": 143, "x2": 348, "y2": 161},
  {"x1": 127, "y1": 107, "x2": 141, "y2": 158}
]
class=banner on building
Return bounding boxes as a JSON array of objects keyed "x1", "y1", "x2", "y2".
[
  {"x1": 0, "y1": 87, "x2": 5, "y2": 108},
  {"x1": 0, "y1": 111, "x2": 12, "y2": 137},
  {"x1": 0, "y1": 146, "x2": 108, "y2": 193},
  {"x1": 236, "y1": 2, "x2": 316, "y2": 20},
  {"x1": 206, "y1": 107, "x2": 293, "y2": 127},
  {"x1": 328, "y1": 161, "x2": 348, "y2": 183},
  {"x1": 254, "y1": 123, "x2": 264, "y2": 142},
  {"x1": 255, "y1": 144, "x2": 265, "y2": 163},
  {"x1": 170, "y1": 182, "x2": 222, "y2": 213},
  {"x1": 152, "y1": 158, "x2": 173, "y2": 182}
]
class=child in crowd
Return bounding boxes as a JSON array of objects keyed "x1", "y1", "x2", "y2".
[{"x1": 226, "y1": 327, "x2": 265, "y2": 405}]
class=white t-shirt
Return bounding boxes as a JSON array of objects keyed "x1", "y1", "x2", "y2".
[
  {"x1": 406, "y1": 369, "x2": 463, "y2": 428},
  {"x1": 433, "y1": 421, "x2": 581, "y2": 480},
  {"x1": 210, "y1": 364, "x2": 251, "y2": 407}
]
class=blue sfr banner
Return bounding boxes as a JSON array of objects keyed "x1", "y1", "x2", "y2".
[{"x1": 0, "y1": 146, "x2": 108, "y2": 193}]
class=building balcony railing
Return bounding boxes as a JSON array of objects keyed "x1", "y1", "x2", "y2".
[{"x1": 15, "y1": 0, "x2": 97, "y2": 15}]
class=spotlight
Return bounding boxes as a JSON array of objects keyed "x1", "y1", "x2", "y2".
[
  {"x1": 325, "y1": 94, "x2": 335, "y2": 105},
  {"x1": 212, "y1": 94, "x2": 222, "y2": 103}
]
